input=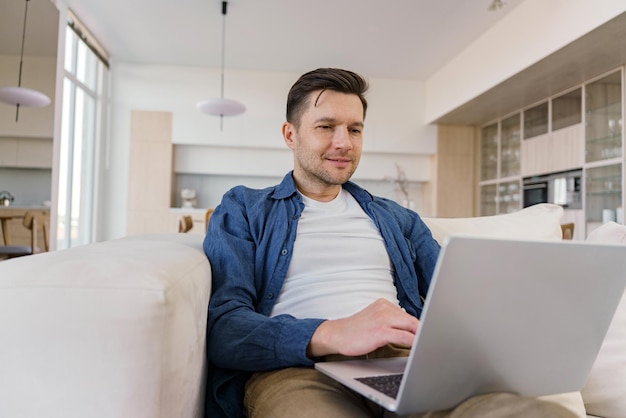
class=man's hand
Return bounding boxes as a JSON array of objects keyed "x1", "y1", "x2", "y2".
[{"x1": 307, "y1": 298, "x2": 419, "y2": 358}]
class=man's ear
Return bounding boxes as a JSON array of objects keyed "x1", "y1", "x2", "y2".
[{"x1": 282, "y1": 122, "x2": 296, "y2": 150}]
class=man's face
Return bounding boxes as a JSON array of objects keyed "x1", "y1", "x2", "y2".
[{"x1": 283, "y1": 89, "x2": 364, "y2": 199}]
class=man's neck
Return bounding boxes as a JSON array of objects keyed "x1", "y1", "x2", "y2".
[{"x1": 294, "y1": 179, "x2": 342, "y2": 202}]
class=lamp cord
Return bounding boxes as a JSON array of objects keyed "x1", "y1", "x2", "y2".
[
  {"x1": 18, "y1": 0, "x2": 30, "y2": 88},
  {"x1": 15, "y1": 0, "x2": 31, "y2": 121},
  {"x1": 220, "y1": 1, "x2": 227, "y2": 100}
]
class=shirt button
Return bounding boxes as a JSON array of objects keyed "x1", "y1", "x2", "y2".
[
  {"x1": 292, "y1": 214, "x2": 298, "y2": 220},
  {"x1": 281, "y1": 249, "x2": 288, "y2": 256},
  {"x1": 267, "y1": 293, "x2": 274, "y2": 299}
]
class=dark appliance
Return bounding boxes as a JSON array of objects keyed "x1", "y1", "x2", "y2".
[{"x1": 523, "y1": 169, "x2": 582, "y2": 209}]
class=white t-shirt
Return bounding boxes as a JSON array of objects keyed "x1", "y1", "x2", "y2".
[{"x1": 270, "y1": 188, "x2": 400, "y2": 320}]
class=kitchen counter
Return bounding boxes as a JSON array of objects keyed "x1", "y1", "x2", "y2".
[{"x1": 0, "y1": 202, "x2": 50, "y2": 212}]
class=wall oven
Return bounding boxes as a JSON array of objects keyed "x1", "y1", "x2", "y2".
[{"x1": 523, "y1": 169, "x2": 582, "y2": 209}]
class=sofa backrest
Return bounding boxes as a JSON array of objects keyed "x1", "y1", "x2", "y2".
[{"x1": 423, "y1": 203, "x2": 564, "y2": 245}]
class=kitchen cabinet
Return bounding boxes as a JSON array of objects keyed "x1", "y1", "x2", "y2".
[
  {"x1": 500, "y1": 114, "x2": 521, "y2": 178},
  {"x1": 479, "y1": 184, "x2": 497, "y2": 216},
  {"x1": 585, "y1": 70, "x2": 622, "y2": 163},
  {"x1": 480, "y1": 123, "x2": 498, "y2": 181},
  {"x1": 520, "y1": 124, "x2": 584, "y2": 176},
  {"x1": 523, "y1": 102, "x2": 548, "y2": 139},
  {"x1": 0, "y1": 136, "x2": 52, "y2": 169},
  {"x1": 552, "y1": 88, "x2": 582, "y2": 131},
  {"x1": 585, "y1": 164, "x2": 622, "y2": 233},
  {"x1": 479, "y1": 115, "x2": 522, "y2": 215},
  {"x1": 476, "y1": 67, "x2": 625, "y2": 234},
  {"x1": 584, "y1": 70, "x2": 623, "y2": 235},
  {"x1": 126, "y1": 110, "x2": 173, "y2": 236}
]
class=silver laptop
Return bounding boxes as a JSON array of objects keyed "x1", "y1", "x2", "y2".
[{"x1": 315, "y1": 235, "x2": 626, "y2": 415}]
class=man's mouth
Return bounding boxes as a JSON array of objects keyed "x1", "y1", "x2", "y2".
[{"x1": 326, "y1": 157, "x2": 351, "y2": 168}]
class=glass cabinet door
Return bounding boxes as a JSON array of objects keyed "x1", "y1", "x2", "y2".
[
  {"x1": 480, "y1": 184, "x2": 497, "y2": 216},
  {"x1": 480, "y1": 123, "x2": 498, "y2": 181},
  {"x1": 585, "y1": 164, "x2": 622, "y2": 232},
  {"x1": 498, "y1": 180, "x2": 521, "y2": 214},
  {"x1": 500, "y1": 114, "x2": 521, "y2": 178},
  {"x1": 585, "y1": 71, "x2": 622, "y2": 163},
  {"x1": 523, "y1": 101, "x2": 549, "y2": 139},
  {"x1": 552, "y1": 88, "x2": 582, "y2": 131}
]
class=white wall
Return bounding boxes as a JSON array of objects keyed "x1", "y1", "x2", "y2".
[
  {"x1": 424, "y1": 0, "x2": 626, "y2": 123},
  {"x1": 102, "y1": 64, "x2": 437, "y2": 240}
]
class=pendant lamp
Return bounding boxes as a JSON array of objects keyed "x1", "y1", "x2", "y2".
[
  {"x1": 197, "y1": 1, "x2": 245, "y2": 128},
  {"x1": 0, "y1": 0, "x2": 51, "y2": 122}
]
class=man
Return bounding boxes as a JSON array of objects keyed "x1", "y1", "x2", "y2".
[{"x1": 203, "y1": 68, "x2": 576, "y2": 418}]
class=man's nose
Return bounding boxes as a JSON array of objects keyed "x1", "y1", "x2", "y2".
[{"x1": 332, "y1": 126, "x2": 352, "y2": 149}]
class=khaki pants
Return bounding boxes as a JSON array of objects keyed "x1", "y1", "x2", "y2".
[{"x1": 244, "y1": 346, "x2": 578, "y2": 418}]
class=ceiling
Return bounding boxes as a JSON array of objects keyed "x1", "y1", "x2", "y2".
[
  {"x1": 435, "y1": 11, "x2": 626, "y2": 125},
  {"x1": 2, "y1": 0, "x2": 524, "y2": 80},
  {"x1": 2, "y1": 0, "x2": 625, "y2": 126}
]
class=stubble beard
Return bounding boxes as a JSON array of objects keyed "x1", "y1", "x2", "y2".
[{"x1": 297, "y1": 152, "x2": 359, "y2": 189}]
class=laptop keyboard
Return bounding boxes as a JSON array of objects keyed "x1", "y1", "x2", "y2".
[{"x1": 355, "y1": 373, "x2": 403, "y2": 399}]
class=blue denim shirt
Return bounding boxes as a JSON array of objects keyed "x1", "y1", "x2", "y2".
[{"x1": 203, "y1": 172, "x2": 440, "y2": 418}]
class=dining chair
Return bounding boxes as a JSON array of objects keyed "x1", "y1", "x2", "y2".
[
  {"x1": 178, "y1": 215, "x2": 194, "y2": 233},
  {"x1": 560, "y1": 222, "x2": 575, "y2": 240},
  {"x1": 204, "y1": 208, "x2": 214, "y2": 231},
  {"x1": 0, "y1": 212, "x2": 47, "y2": 260}
]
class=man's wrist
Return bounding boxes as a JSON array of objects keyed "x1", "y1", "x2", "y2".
[{"x1": 307, "y1": 319, "x2": 334, "y2": 358}]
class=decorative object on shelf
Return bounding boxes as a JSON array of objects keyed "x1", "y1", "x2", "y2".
[
  {"x1": 180, "y1": 189, "x2": 198, "y2": 208},
  {"x1": 385, "y1": 163, "x2": 414, "y2": 209},
  {"x1": 487, "y1": 0, "x2": 506, "y2": 11},
  {"x1": 602, "y1": 209, "x2": 616, "y2": 224},
  {"x1": 0, "y1": 191, "x2": 15, "y2": 207},
  {"x1": 197, "y1": 1, "x2": 245, "y2": 129},
  {"x1": 0, "y1": 0, "x2": 51, "y2": 122}
]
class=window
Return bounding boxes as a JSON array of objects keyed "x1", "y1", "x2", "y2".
[{"x1": 57, "y1": 17, "x2": 109, "y2": 249}]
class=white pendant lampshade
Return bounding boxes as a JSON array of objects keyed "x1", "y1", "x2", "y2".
[
  {"x1": 197, "y1": 1, "x2": 245, "y2": 121},
  {"x1": 197, "y1": 97, "x2": 245, "y2": 116},
  {"x1": 0, "y1": 0, "x2": 51, "y2": 121},
  {"x1": 0, "y1": 86, "x2": 51, "y2": 107}
]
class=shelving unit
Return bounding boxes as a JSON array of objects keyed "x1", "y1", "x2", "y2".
[
  {"x1": 500, "y1": 114, "x2": 521, "y2": 178},
  {"x1": 479, "y1": 67, "x2": 625, "y2": 238},
  {"x1": 479, "y1": 114, "x2": 522, "y2": 215},
  {"x1": 480, "y1": 123, "x2": 498, "y2": 182},
  {"x1": 584, "y1": 70, "x2": 623, "y2": 235}
]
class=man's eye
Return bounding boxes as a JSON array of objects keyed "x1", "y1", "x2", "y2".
[{"x1": 318, "y1": 125, "x2": 332, "y2": 130}]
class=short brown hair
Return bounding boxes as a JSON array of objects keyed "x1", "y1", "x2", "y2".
[{"x1": 286, "y1": 68, "x2": 368, "y2": 127}]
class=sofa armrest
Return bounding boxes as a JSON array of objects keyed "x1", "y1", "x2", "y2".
[{"x1": 0, "y1": 233, "x2": 211, "y2": 418}]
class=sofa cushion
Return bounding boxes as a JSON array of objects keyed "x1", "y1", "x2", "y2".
[
  {"x1": 423, "y1": 203, "x2": 586, "y2": 418},
  {"x1": 581, "y1": 222, "x2": 626, "y2": 418},
  {"x1": 422, "y1": 203, "x2": 564, "y2": 245},
  {"x1": 0, "y1": 233, "x2": 211, "y2": 418}
]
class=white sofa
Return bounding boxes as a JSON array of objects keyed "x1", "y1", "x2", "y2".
[{"x1": 0, "y1": 203, "x2": 624, "y2": 418}]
